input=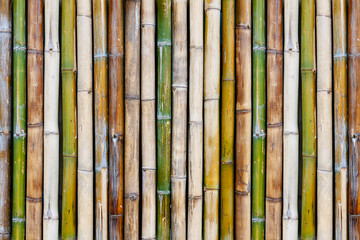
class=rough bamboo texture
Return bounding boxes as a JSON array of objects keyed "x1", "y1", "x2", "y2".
[
  {"x1": 265, "y1": 0, "x2": 283, "y2": 239},
  {"x1": 12, "y1": 0, "x2": 26, "y2": 238},
  {"x1": 300, "y1": 0, "x2": 316, "y2": 238},
  {"x1": 108, "y1": 0, "x2": 124, "y2": 238},
  {"x1": 26, "y1": 0, "x2": 43, "y2": 238},
  {"x1": 77, "y1": 0, "x2": 93, "y2": 238},
  {"x1": 333, "y1": 0, "x2": 348, "y2": 238},
  {"x1": 61, "y1": 0, "x2": 77, "y2": 238},
  {"x1": 0, "y1": 0, "x2": 11, "y2": 238},
  {"x1": 252, "y1": 0, "x2": 266, "y2": 238},
  {"x1": 282, "y1": 0, "x2": 300, "y2": 238},
  {"x1": 203, "y1": 0, "x2": 220, "y2": 239},
  {"x1": 187, "y1": 0, "x2": 203, "y2": 239}
]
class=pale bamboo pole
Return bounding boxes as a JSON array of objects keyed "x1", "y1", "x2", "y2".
[
  {"x1": 203, "y1": 0, "x2": 220, "y2": 239},
  {"x1": 124, "y1": 0, "x2": 140, "y2": 239},
  {"x1": 282, "y1": 0, "x2": 300, "y2": 238},
  {"x1": 187, "y1": 0, "x2": 203, "y2": 239},
  {"x1": 141, "y1": 0, "x2": 156, "y2": 239},
  {"x1": 316, "y1": 0, "x2": 333, "y2": 238}
]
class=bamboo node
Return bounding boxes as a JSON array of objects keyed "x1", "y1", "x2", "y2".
[
  {"x1": 252, "y1": 45, "x2": 266, "y2": 51},
  {"x1": 157, "y1": 115, "x2": 171, "y2": 120},
  {"x1": 12, "y1": 217, "x2": 25, "y2": 223},
  {"x1": 124, "y1": 193, "x2": 139, "y2": 201},
  {"x1": 189, "y1": 45, "x2": 203, "y2": 51},
  {"x1": 188, "y1": 195, "x2": 202, "y2": 200},
  {"x1": 236, "y1": 109, "x2": 251, "y2": 114},
  {"x1": 141, "y1": 23, "x2": 156, "y2": 28},
  {"x1": 0, "y1": 131, "x2": 11, "y2": 136},
  {"x1": 203, "y1": 187, "x2": 220, "y2": 191},
  {"x1": 0, "y1": 29, "x2": 11, "y2": 33},
  {"x1": 171, "y1": 175, "x2": 186, "y2": 180},
  {"x1": 142, "y1": 167, "x2": 156, "y2": 171},
  {"x1": 267, "y1": 49, "x2": 283, "y2": 55},
  {"x1": 251, "y1": 217, "x2": 265, "y2": 222},
  {"x1": 157, "y1": 41, "x2": 171, "y2": 47},
  {"x1": 26, "y1": 196, "x2": 42, "y2": 202},
  {"x1": 27, "y1": 49, "x2": 43, "y2": 54},
  {"x1": 265, "y1": 196, "x2": 282, "y2": 202},
  {"x1": 189, "y1": 121, "x2": 203, "y2": 126},
  {"x1": 125, "y1": 94, "x2": 140, "y2": 100},
  {"x1": 267, "y1": 122, "x2": 283, "y2": 128},
  {"x1": 157, "y1": 190, "x2": 170, "y2": 195},
  {"x1": 108, "y1": 53, "x2": 123, "y2": 58},
  {"x1": 333, "y1": 53, "x2": 347, "y2": 58},
  {"x1": 13, "y1": 45, "x2": 26, "y2": 51},
  {"x1": 27, "y1": 122, "x2": 44, "y2": 128},
  {"x1": 302, "y1": 154, "x2": 316, "y2": 159},
  {"x1": 235, "y1": 24, "x2": 250, "y2": 30},
  {"x1": 235, "y1": 190, "x2": 250, "y2": 195}
]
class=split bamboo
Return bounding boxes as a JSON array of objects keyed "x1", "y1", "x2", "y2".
[
  {"x1": 333, "y1": 0, "x2": 348, "y2": 238},
  {"x1": 252, "y1": 0, "x2": 266, "y2": 238},
  {"x1": 108, "y1": 0, "x2": 124, "y2": 238},
  {"x1": 265, "y1": 0, "x2": 283, "y2": 238},
  {"x1": 300, "y1": 0, "x2": 316, "y2": 238},
  {"x1": 348, "y1": 0, "x2": 360, "y2": 237},
  {"x1": 77, "y1": 0, "x2": 93, "y2": 238},
  {"x1": 61, "y1": 0, "x2": 77, "y2": 238},
  {"x1": 187, "y1": 0, "x2": 203, "y2": 239},
  {"x1": 282, "y1": 0, "x2": 300, "y2": 238},
  {"x1": 157, "y1": 0, "x2": 172, "y2": 239},
  {"x1": 203, "y1": 0, "x2": 221, "y2": 239},
  {"x1": 0, "y1": 0, "x2": 11, "y2": 239},
  {"x1": 12, "y1": 0, "x2": 26, "y2": 238},
  {"x1": 26, "y1": 0, "x2": 44, "y2": 238}
]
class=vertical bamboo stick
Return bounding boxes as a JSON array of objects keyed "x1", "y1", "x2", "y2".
[
  {"x1": 300, "y1": 0, "x2": 316, "y2": 238},
  {"x1": 0, "y1": 0, "x2": 11, "y2": 239},
  {"x1": 203, "y1": 0, "x2": 220, "y2": 239},
  {"x1": 108, "y1": 0, "x2": 124, "y2": 238},
  {"x1": 61, "y1": 0, "x2": 77, "y2": 238},
  {"x1": 333, "y1": 0, "x2": 348, "y2": 238},
  {"x1": 11, "y1": 0, "x2": 26, "y2": 238},
  {"x1": 187, "y1": 0, "x2": 203, "y2": 239},
  {"x1": 282, "y1": 0, "x2": 300, "y2": 238}
]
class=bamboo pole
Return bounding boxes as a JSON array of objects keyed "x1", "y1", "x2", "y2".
[
  {"x1": 187, "y1": 0, "x2": 203, "y2": 239},
  {"x1": 265, "y1": 0, "x2": 283, "y2": 239},
  {"x1": 108, "y1": 0, "x2": 124, "y2": 238},
  {"x1": 61, "y1": 0, "x2": 77, "y2": 238},
  {"x1": 252, "y1": 0, "x2": 266, "y2": 238},
  {"x1": 300, "y1": 0, "x2": 316, "y2": 238},
  {"x1": 203, "y1": 1, "x2": 220, "y2": 239},
  {"x1": 26, "y1": 0, "x2": 43, "y2": 238},
  {"x1": 11, "y1": 0, "x2": 26, "y2": 238},
  {"x1": 282, "y1": 0, "x2": 300, "y2": 238},
  {"x1": 0, "y1": 0, "x2": 11, "y2": 239},
  {"x1": 333, "y1": 0, "x2": 348, "y2": 238}
]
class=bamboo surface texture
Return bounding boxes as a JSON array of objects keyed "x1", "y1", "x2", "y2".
[
  {"x1": 333, "y1": 0, "x2": 348, "y2": 238},
  {"x1": 108, "y1": 0, "x2": 124, "y2": 238},
  {"x1": 203, "y1": 0, "x2": 220, "y2": 239},
  {"x1": 0, "y1": 0, "x2": 11, "y2": 238}
]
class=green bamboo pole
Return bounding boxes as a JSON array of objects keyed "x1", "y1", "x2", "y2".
[
  {"x1": 11, "y1": 0, "x2": 26, "y2": 238},
  {"x1": 157, "y1": 0, "x2": 171, "y2": 239},
  {"x1": 300, "y1": 0, "x2": 316, "y2": 238},
  {"x1": 252, "y1": 0, "x2": 266, "y2": 238},
  {"x1": 61, "y1": 0, "x2": 77, "y2": 239}
]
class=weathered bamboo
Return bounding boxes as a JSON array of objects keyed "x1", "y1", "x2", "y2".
[
  {"x1": 282, "y1": 0, "x2": 300, "y2": 238},
  {"x1": 333, "y1": 0, "x2": 348, "y2": 238},
  {"x1": 265, "y1": 0, "x2": 283, "y2": 239},
  {"x1": 0, "y1": 0, "x2": 11, "y2": 239},
  {"x1": 348, "y1": 0, "x2": 360, "y2": 237},
  {"x1": 61, "y1": 0, "x2": 77, "y2": 238},
  {"x1": 26, "y1": 0, "x2": 43, "y2": 238},
  {"x1": 12, "y1": 0, "x2": 26, "y2": 238},
  {"x1": 187, "y1": 0, "x2": 203, "y2": 239},
  {"x1": 300, "y1": 0, "x2": 316, "y2": 238},
  {"x1": 203, "y1": 0, "x2": 220, "y2": 239},
  {"x1": 252, "y1": 0, "x2": 266, "y2": 238},
  {"x1": 77, "y1": 0, "x2": 93, "y2": 238}
]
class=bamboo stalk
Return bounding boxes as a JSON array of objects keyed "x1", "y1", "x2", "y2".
[
  {"x1": 187, "y1": 0, "x2": 203, "y2": 239},
  {"x1": 265, "y1": 0, "x2": 283, "y2": 239},
  {"x1": 252, "y1": 0, "x2": 266, "y2": 238},
  {"x1": 333, "y1": 0, "x2": 348, "y2": 238},
  {"x1": 61, "y1": 0, "x2": 77, "y2": 238},
  {"x1": 0, "y1": 0, "x2": 11, "y2": 239},
  {"x1": 11, "y1": 0, "x2": 26, "y2": 238},
  {"x1": 300, "y1": 0, "x2": 316, "y2": 238},
  {"x1": 108, "y1": 0, "x2": 124, "y2": 238},
  {"x1": 282, "y1": 0, "x2": 300, "y2": 238}
]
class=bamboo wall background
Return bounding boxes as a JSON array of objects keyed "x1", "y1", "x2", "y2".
[{"x1": 0, "y1": 0, "x2": 358, "y2": 239}]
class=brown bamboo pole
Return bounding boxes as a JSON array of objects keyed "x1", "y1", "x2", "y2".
[{"x1": 124, "y1": 0, "x2": 140, "y2": 239}]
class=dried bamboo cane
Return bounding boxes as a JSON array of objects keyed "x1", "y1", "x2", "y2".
[
  {"x1": 282, "y1": 0, "x2": 300, "y2": 238},
  {"x1": 333, "y1": 0, "x2": 348, "y2": 238},
  {"x1": 203, "y1": 1, "x2": 220, "y2": 239},
  {"x1": 0, "y1": 0, "x2": 11, "y2": 239},
  {"x1": 26, "y1": 0, "x2": 44, "y2": 238},
  {"x1": 187, "y1": 0, "x2": 203, "y2": 239},
  {"x1": 77, "y1": 0, "x2": 93, "y2": 238},
  {"x1": 61, "y1": 0, "x2": 77, "y2": 238},
  {"x1": 300, "y1": 0, "x2": 316, "y2": 238},
  {"x1": 108, "y1": 0, "x2": 124, "y2": 238},
  {"x1": 12, "y1": 0, "x2": 26, "y2": 238}
]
